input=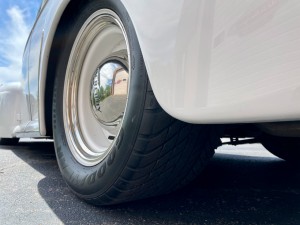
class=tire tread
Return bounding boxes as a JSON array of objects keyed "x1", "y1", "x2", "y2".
[{"x1": 91, "y1": 84, "x2": 221, "y2": 205}]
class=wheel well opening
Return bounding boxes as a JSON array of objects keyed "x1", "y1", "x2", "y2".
[{"x1": 44, "y1": 0, "x2": 87, "y2": 136}]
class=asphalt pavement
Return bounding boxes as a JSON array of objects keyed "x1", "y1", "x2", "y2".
[{"x1": 0, "y1": 139, "x2": 299, "y2": 225}]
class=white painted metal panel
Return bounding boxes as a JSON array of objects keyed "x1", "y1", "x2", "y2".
[
  {"x1": 0, "y1": 83, "x2": 27, "y2": 137},
  {"x1": 123, "y1": 0, "x2": 300, "y2": 123}
]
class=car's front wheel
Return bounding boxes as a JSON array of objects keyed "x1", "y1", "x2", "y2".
[{"x1": 52, "y1": 0, "x2": 222, "y2": 205}]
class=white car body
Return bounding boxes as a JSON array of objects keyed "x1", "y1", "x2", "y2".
[{"x1": 1, "y1": 0, "x2": 300, "y2": 138}]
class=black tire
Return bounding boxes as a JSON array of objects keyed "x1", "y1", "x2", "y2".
[
  {"x1": 0, "y1": 138, "x2": 19, "y2": 145},
  {"x1": 261, "y1": 134, "x2": 300, "y2": 162},
  {"x1": 52, "y1": 0, "x2": 222, "y2": 205}
]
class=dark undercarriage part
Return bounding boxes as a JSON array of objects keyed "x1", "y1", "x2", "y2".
[
  {"x1": 257, "y1": 122, "x2": 300, "y2": 138},
  {"x1": 223, "y1": 122, "x2": 300, "y2": 162},
  {"x1": 223, "y1": 121, "x2": 300, "y2": 144}
]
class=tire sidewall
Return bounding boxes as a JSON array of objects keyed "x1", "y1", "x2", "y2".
[{"x1": 53, "y1": 0, "x2": 148, "y2": 198}]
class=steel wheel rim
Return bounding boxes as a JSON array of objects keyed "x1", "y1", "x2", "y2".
[{"x1": 63, "y1": 9, "x2": 130, "y2": 167}]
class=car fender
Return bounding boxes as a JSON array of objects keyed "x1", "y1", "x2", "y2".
[
  {"x1": 37, "y1": 0, "x2": 70, "y2": 135},
  {"x1": 122, "y1": 0, "x2": 300, "y2": 123},
  {"x1": 38, "y1": 0, "x2": 300, "y2": 136},
  {"x1": 0, "y1": 83, "x2": 26, "y2": 137}
]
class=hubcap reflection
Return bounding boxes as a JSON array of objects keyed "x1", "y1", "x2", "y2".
[{"x1": 90, "y1": 61, "x2": 129, "y2": 138}]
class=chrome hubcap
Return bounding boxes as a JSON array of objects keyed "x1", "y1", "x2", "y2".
[
  {"x1": 90, "y1": 60, "x2": 129, "y2": 138},
  {"x1": 63, "y1": 9, "x2": 130, "y2": 166}
]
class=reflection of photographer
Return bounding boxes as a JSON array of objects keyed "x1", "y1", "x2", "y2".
[{"x1": 111, "y1": 68, "x2": 128, "y2": 96}]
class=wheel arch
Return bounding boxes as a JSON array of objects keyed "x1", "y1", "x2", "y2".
[{"x1": 41, "y1": 0, "x2": 88, "y2": 136}]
